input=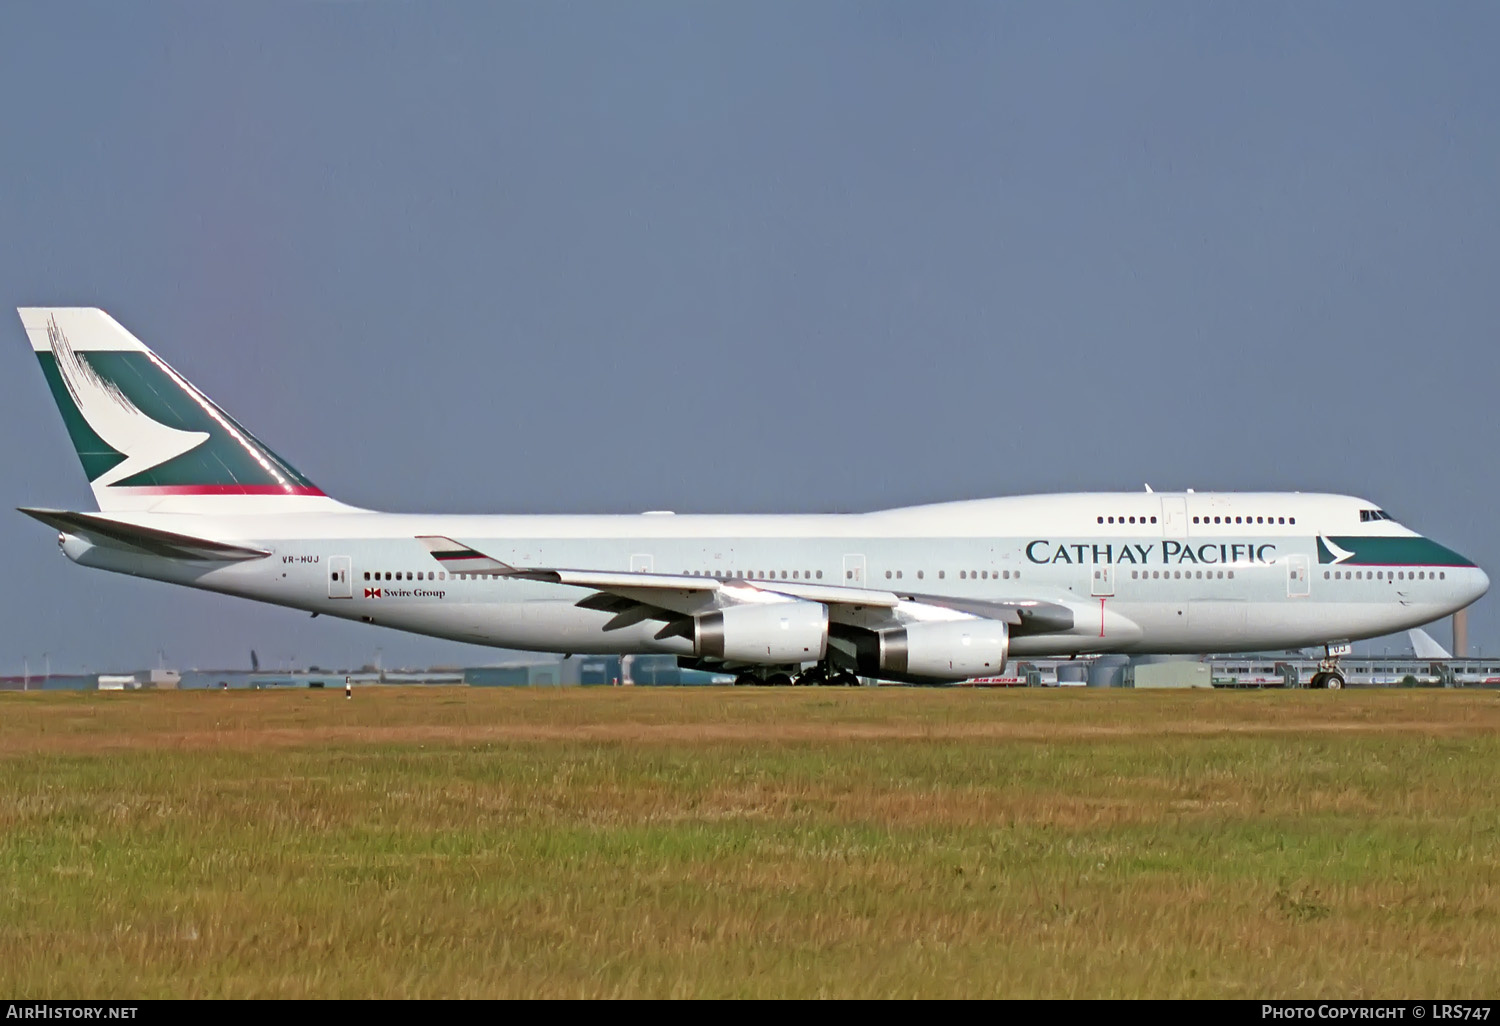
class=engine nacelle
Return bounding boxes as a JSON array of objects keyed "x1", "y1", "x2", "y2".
[
  {"x1": 695, "y1": 600, "x2": 829, "y2": 664},
  {"x1": 876, "y1": 620, "x2": 1009, "y2": 679}
]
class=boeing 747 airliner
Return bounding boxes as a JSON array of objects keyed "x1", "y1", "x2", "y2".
[{"x1": 16, "y1": 308, "x2": 1488, "y2": 687}]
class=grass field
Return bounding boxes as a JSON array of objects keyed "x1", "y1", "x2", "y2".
[{"x1": 1, "y1": 686, "x2": 1497, "y2": 998}]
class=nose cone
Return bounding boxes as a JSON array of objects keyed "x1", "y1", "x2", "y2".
[
  {"x1": 1466, "y1": 564, "x2": 1491, "y2": 606},
  {"x1": 1424, "y1": 535, "x2": 1489, "y2": 609}
]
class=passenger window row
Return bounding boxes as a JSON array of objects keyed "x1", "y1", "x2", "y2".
[
  {"x1": 882, "y1": 569, "x2": 1020, "y2": 581},
  {"x1": 1191, "y1": 515, "x2": 1295, "y2": 525},
  {"x1": 1325, "y1": 570, "x2": 1445, "y2": 581},
  {"x1": 1131, "y1": 570, "x2": 1233, "y2": 579},
  {"x1": 1094, "y1": 514, "x2": 1297, "y2": 526},
  {"x1": 363, "y1": 571, "x2": 498, "y2": 581}
]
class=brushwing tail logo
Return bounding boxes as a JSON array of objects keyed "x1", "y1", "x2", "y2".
[
  {"x1": 1317, "y1": 536, "x2": 1355, "y2": 565},
  {"x1": 47, "y1": 316, "x2": 209, "y2": 487}
]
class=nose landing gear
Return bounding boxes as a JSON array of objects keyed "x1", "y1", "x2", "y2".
[{"x1": 1308, "y1": 644, "x2": 1348, "y2": 689}]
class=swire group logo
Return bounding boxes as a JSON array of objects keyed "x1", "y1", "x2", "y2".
[{"x1": 360, "y1": 586, "x2": 445, "y2": 600}]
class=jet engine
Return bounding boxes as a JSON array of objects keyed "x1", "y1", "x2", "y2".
[
  {"x1": 694, "y1": 600, "x2": 829, "y2": 664},
  {"x1": 873, "y1": 620, "x2": 1009, "y2": 679}
]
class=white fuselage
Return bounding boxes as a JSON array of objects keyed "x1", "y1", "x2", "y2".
[{"x1": 58, "y1": 491, "x2": 1488, "y2": 663}]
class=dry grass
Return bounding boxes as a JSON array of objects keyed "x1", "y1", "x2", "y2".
[{"x1": 1, "y1": 687, "x2": 1497, "y2": 997}]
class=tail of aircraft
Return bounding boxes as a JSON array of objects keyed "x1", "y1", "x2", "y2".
[
  {"x1": 1408, "y1": 627, "x2": 1453, "y2": 660},
  {"x1": 18, "y1": 307, "x2": 345, "y2": 514}
]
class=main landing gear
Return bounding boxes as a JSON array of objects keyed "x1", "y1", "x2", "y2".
[
  {"x1": 732, "y1": 664, "x2": 863, "y2": 687},
  {"x1": 797, "y1": 666, "x2": 860, "y2": 687}
]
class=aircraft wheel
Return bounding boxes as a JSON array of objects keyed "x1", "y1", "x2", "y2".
[
  {"x1": 1325, "y1": 672, "x2": 1345, "y2": 690},
  {"x1": 833, "y1": 672, "x2": 862, "y2": 688},
  {"x1": 796, "y1": 669, "x2": 826, "y2": 687},
  {"x1": 764, "y1": 672, "x2": 794, "y2": 687},
  {"x1": 734, "y1": 672, "x2": 762, "y2": 687}
]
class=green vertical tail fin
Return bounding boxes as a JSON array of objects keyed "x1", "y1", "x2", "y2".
[{"x1": 20, "y1": 307, "x2": 344, "y2": 514}]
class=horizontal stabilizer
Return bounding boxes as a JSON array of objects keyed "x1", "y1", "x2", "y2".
[{"x1": 18, "y1": 507, "x2": 271, "y2": 561}]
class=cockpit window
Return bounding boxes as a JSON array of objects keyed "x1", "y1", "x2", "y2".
[{"x1": 1359, "y1": 509, "x2": 1394, "y2": 523}]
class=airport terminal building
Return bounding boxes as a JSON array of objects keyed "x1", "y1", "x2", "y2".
[{"x1": 5, "y1": 652, "x2": 1500, "y2": 691}]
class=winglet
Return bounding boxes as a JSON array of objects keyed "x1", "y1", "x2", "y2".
[{"x1": 417, "y1": 536, "x2": 517, "y2": 574}]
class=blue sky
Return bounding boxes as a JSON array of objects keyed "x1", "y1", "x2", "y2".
[{"x1": 2, "y1": 2, "x2": 1497, "y2": 672}]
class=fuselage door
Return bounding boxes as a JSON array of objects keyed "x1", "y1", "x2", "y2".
[
  {"x1": 1091, "y1": 560, "x2": 1115, "y2": 597},
  {"x1": 1160, "y1": 496, "x2": 1189, "y2": 539},
  {"x1": 843, "y1": 554, "x2": 866, "y2": 587},
  {"x1": 329, "y1": 555, "x2": 353, "y2": 599},
  {"x1": 1287, "y1": 554, "x2": 1310, "y2": 598}
]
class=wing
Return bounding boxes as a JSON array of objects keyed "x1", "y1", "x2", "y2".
[{"x1": 417, "y1": 535, "x2": 1074, "y2": 637}]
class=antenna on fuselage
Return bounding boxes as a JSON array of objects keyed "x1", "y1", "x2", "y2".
[{"x1": 1144, "y1": 483, "x2": 1154, "y2": 493}]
